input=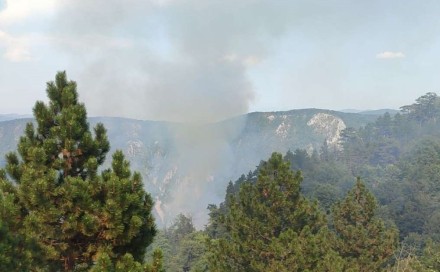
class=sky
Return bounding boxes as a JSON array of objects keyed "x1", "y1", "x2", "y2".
[{"x1": 1, "y1": 0, "x2": 440, "y2": 123}]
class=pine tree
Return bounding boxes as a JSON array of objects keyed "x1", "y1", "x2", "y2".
[
  {"x1": 332, "y1": 178, "x2": 397, "y2": 271},
  {"x1": 0, "y1": 169, "x2": 44, "y2": 270},
  {"x1": 208, "y1": 152, "x2": 344, "y2": 272},
  {"x1": 168, "y1": 214, "x2": 196, "y2": 245},
  {"x1": 1, "y1": 72, "x2": 157, "y2": 271}
]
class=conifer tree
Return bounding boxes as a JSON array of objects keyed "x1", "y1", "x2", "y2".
[
  {"x1": 332, "y1": 178, "x2": 397, "y2": 271},
  {"x1": 208, "y1": 152, "x2": 344, "y2": 272},
  {"x1": 0, "y1": 169, "x2": 44, "y2": 270},
  {"x1": 1, "y1": 72, "x2": 157, "y2": 271}
]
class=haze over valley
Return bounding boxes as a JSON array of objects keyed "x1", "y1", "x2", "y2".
[
  {"x1": 2, "y1": 1, "x2": 440, "y2": 271},
  {"x1": 0, "y1": 108, "x2": 382, "y2": 226}
]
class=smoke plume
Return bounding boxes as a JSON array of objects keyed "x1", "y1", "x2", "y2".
[{"x1": 48, "y1": 0, "x2": 304, "y2": 226}]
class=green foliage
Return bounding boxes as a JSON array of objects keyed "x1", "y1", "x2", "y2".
[
  {"x1": 168, "y1": 213, "x2": 196, "y2": 244},
  {"x1": 146, "y1": 214, "x2": 209, "y2": 272},
  {"x1": 332, "y1": 179, "x2": 398, "y2": 271},
  {"x1": 203, "y1": 92, "x2": 440, "y2": 270},
  {"x1": 0, "y1": 173, "x2": 45, "y2": 271},
  {"x1": 208, "y1": 152, "x2": 344, "y2": 271},
  {"x1": 330, "y1": 93, "x2": 440, "y2": 247},
  {"x1": 90, "y1": 250, "x2": 164, "y2": 272},
  {"x1": 418, "y1": 239, "x2": 440, "y2": 271},
  {"x1": 400, "y1": 92, "x2": 440, "y2": 125},
  {"x1": 0, "y1": 72, "x2": 156, "y2": 271},
  {"x1": 387, "y1": 238, "x2": 440, "y2": 272},
  {"x1": 387, "y1": 256, "x2": 427, "y2": 272},
  {"x1": 177, "y1": 232, "x2": 209, "y2": 272},
  {"x1": 374, "y1": 138, "x2": 440, "y2": 240},
  {"x1": 2, "y1": 77, "x2": 440, "y2": 271}
]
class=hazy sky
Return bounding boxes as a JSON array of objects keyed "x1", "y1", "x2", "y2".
[{"x1": 0, "y1": 0, "x2": 439, "y2": 122}]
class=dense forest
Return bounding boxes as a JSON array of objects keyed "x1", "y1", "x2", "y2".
[
  {"x1": 146, "y1": 92, "x2": 440, "y2": 271},
  {"x1": 2, "y1": 73, "x2": 440, "y2": 271}
]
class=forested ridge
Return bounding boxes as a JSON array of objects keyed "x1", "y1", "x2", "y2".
[
  {"x1": 2, "y1": 73, "x2": 440, "y2": 271},
  {"x1": 147, "y1": 92, "x2": 440, "y2": 271}
]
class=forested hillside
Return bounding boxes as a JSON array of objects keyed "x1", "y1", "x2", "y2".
[
  {"x1": 0, "y1": 108, "x2": 378, "y2": 225},
  {"x1": 3, "y1": 0, "x2": 440, "y2": 270},
  {"x1": 146, "y1": 92, "x2": 440, "y2": 271},
  {"x1": 3, "y1": 72, "x2": 440, "y2": 271}
]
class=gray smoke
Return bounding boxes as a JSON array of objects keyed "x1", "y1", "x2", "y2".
[
  {"x1": 50, "y1": 0, "x2": 385, "y2": 122},
  {"x1": 48, "y1": 0, "x2": 303, "y2": 226},
  {"x1": 50, "y1": 0, "x2": 437, "y2": 226},
  {"x1": 52, "y1": 0, "x2": 298, "y2": 123}
]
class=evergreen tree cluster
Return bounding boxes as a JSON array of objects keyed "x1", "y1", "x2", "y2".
[
  {"x1": 3, "y1": 72, "x2": 440, "y2": 271},
  {"x1": 146, "y1": 214, "x2": 209, "y2": 272},
  {"x1": 146, "y1": 92, "x2": 440, "y2": 271},
  {"x1": 205, "y1": 153, "x2": 397, "y2": 272},
  {"x1": 0, "y1": 72, "x2": 161, "y2": 271}
]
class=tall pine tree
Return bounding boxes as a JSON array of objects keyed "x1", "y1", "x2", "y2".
[
  {"x1": 332, "y1": 178, "x2": 397, "y2": 271},
  {"x1": 208, "y1": 152, "x2": 344, "y2": 272},
  {"x1": 1, "y1": 72, "x2": 156, "y2": 271}
]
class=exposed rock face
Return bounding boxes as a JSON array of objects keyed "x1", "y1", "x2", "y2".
[
  {"x1": 126, "y1": 140, "x2": 144, "y2": 157},
  {"x1": 275, "y1": 120, "x2": 290, "y2": 139},
  {"x1": 266, "y1": 115, "x2": 275, "y2": 121},
  {"x1": 307, "y1": 113, "x2": 346, "y2": 149},
  {"x1": 0, "y1": 110, "x2": 376, "y2": 227}
]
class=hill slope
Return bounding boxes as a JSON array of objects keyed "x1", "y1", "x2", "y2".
[{"x1": 0, "y1": 109, "x2": 378, "y2": 225}]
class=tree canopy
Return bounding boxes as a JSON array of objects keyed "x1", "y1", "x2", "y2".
[
  {"x1": 208, "y1": 152, "x2": 344, "y2": 271},
  {"x1": 0, "y1": 72, "x2": 157, "y2": 271},
  {"x1": 332, "y1": 179, "x2": 398, "y2": 271}
]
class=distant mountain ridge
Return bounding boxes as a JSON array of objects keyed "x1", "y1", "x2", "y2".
[
  {"x1": 339, "y1": 109, "x2": 399, "y2": 115},
  {"x1": 0, "y1": 108, "x2": 381, "y2": 225},
  {"x1": 0, "y1": 114, "x2": 32, "y2": 122}
]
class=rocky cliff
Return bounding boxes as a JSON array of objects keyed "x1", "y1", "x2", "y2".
[{"x1": 0, "y1": 109, "x2": 379, "y2": 226}]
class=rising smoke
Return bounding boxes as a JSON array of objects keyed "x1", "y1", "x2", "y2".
[
  {"x1": 52, "y1": 0, "x2": 293, "y2": 123},
  {"x1": 3, "y1": 0, "x2": 438, "y2": 226},
  {"x1": 49, "y1": 0, "x2": 304, "y2": 226},
  {"x1": 50, "y1": 0, "x2": 436, "y2": 226}
]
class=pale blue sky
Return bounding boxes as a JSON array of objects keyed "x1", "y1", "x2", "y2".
[{"x1": 0, "y1": 0, "x2": 439, "y2": 122}]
